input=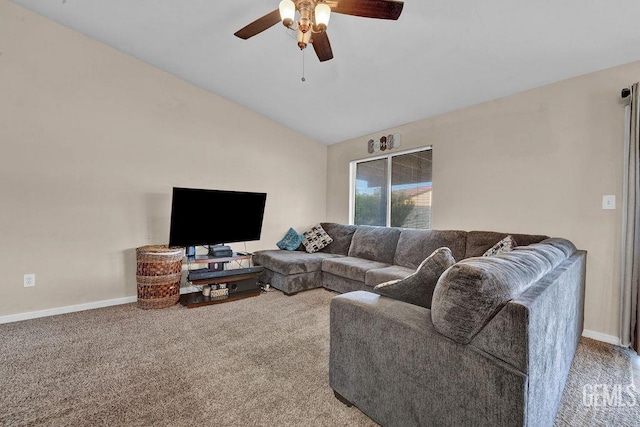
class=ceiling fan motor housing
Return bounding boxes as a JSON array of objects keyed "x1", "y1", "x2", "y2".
[{"x1": 297, "y1": 1, "x2": 315, "y2": 33}]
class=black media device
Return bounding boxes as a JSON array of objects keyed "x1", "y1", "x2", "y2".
[
  {"x1": 168, "y1": 187, "x2": 267, "y2": 257},
  {"x1": 187, "y1": 266, "x2": 264, "y2": 281},
  {"x1": 228, "y1": 277, "x2": 260, "y2": 294},
  {"x1": 210, "y1": 245, "x2": 233, "y2": 258}
]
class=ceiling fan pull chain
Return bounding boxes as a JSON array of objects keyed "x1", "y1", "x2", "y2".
[{"x1": 301, "y1": 49, "x2": 306, "y2": 82}]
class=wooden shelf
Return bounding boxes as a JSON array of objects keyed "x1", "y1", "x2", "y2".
[
  {"x1": 179, "y1": 288, "x2": 261, "y2": 308},
  {"x1": 186, "y1": 253, "x2": 252, "y2": 264},
  {"x1": 190, "y1": 273, "x2": 260, "y2": 286}
]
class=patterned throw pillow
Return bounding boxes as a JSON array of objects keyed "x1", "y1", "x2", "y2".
[
  {"x1": 373, "y1": 247, "x2": 456, "y2": 309},
  {"x1": 302, "y1": 224, "x2": 333, "y2": 253},
  {"x1": 482, "y1": 235, "x2": 517, "y2": 256},
  {"x1": 276, "y1": 227, "x2": 303, "y2": 251}
]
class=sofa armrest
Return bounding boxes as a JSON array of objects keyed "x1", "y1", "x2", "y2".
[
  {"x1": 329, "y1": 291, "x2": 527, "y2": 427},
  {"x1": 470, "y1": 250, "x2": 586, "y2": 426}
]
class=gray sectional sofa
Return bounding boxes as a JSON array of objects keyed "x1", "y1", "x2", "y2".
[
  {"x1": 253, "y1": 223, "x2": 586, "y2": 426},
  {"x1": 252, "y1": 222, "x2": 549, "y2": 296}
]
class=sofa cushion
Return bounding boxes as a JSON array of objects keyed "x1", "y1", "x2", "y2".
[
  {"x1": 252, "y1": 250, "x2": 343, "y2": 275},
  {"x1": 394, "y1": 229, "x2": 467, "y2": 268},
  {"x1": 464, "y1": 231, "x2": 549, "y2": 258},
  {"x1": 365, "y1": 265, "x2": 416, "y2": 287},
  {"x1": 302, "y1": 224, "x2": 333, "y2": 253},
  {"x1": 431, "y1": 238, "x2": 576, "y2": 344},
  {"x1": 543, "y1": 237, "x2": 579, "y2": 257},
  {"x1": 319, "y1": 223, "x2": 358, "y2": 255},
  {"x1": 348, "y1": 226, "x2": 401, "y2": 264},
  {"x1": 373, "y1": 247, "x2": 456, "y2": 309},
  {"x1": 322, "y1": 256, "x2": 391, "y2": 283}
]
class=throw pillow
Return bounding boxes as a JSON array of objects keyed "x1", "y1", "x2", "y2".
[
  {"x1": 482, "y1": 235, "x2": 517, "y2": 257},
  {"x1": 302, "y1": 224, "x2": 333, "y2": 253},
  {"x1": 373, "y1": 247, "x2": 456, "y2": 309},
  {"x1": 276, "y1": 227, "x2": 303, "y2": 251}
]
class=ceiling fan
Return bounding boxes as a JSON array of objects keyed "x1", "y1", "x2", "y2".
[{"x1": 234, "y1": 0, "x2": 404, "y2": 62}]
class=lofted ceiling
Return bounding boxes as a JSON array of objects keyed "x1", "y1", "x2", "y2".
[{"x1": 9, "y1": 0, "x2": 640, "y2": 145}]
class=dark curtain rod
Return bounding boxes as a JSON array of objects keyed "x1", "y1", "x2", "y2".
[{"x1": 622, "y1": 87, "x2": 631, "y2": 98}]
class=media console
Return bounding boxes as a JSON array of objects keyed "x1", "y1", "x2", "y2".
[{"x1": 179, "y1": 252, "x2": 263, "y2": 308}]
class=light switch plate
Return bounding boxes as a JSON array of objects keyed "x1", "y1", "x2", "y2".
[{"x1": 602, "y1": 195, "x2": 616, "y2": 210}]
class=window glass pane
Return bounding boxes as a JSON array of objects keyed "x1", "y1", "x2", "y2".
[
  {"x1": 390, "y1": 150, "x2": 432, "y2": 229},
  {"x1": 354, "y1": 159, "x2": 387, "y2": 226}
]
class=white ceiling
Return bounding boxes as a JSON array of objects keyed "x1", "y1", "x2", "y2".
[{"x1": 9, "y1": 0, "x2": 640, "y2": 145}]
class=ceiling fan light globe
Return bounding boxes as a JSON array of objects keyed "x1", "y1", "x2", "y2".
[
  {"x1": 279, "y1": 0, "x2": 296, "y2": 24},
  {"x1": 314, "y1": 3, "x2": 331, "y2": 29}
]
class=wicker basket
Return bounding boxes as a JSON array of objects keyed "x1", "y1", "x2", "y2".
[{"x1": 136, "y1": 245, "x2": 185, "y2": 309}]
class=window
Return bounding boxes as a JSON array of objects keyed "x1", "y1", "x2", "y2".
[{"x1": 350, "y1": 147, "x2": 432, "y2": 229}]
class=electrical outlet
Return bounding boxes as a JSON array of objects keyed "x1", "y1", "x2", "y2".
[
  {"x1": 23, "y1": 274, "x2": 35, "y2": 287},
  {"x1": 602, "y1": 195, "x2": 616, "y2": 210}
]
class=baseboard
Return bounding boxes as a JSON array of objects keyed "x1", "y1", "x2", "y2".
[
  {"x1": 582, "y1": 329, "x2": 621, "y2": 346},
  {"x1": 0, "y1": 296, "x2": 138, "y2": 325},
  {"x1": 0, "y1": 285, "x2": 202, "y2": 325}
]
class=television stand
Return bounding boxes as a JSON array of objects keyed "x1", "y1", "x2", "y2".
[{"x1": 180, "y1": 252, "x2": 262, "y2": 308}]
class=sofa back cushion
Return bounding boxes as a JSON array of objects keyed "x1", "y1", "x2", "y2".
[
  {"x1": 394, "y1": 229, "x2": 467, "y2": 268},
  {"x1": 431, "y1": 238, "x2": 576, "y2": 344},
  {"x1": 319, "y1": 223, "x2": 358, "y2": 255},
  {"x1": 348, "y1": 226, "x2": 402, "y2": 264},
  {"x1": 464, "y1": 231, "x2": 549, "y2": 258}
]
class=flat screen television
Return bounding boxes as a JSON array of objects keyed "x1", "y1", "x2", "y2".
[{"x1": 168, "y1": 187, "x2": 267, "y2": 249}]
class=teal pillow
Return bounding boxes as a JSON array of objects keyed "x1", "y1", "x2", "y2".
[{"x1": 277, "y1": 228, "x2": 303, "y2": 251}]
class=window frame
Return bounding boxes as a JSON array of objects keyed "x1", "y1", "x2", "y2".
[{"x1": 349, "y1": 145, "x2": 433, "y2": 227}]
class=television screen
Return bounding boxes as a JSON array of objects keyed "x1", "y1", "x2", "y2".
[{"x1": 168, "y1": 187, "x2": 267, "y2": 248}]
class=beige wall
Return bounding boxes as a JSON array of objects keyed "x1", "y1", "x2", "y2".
[
  {"x1": 328, "y1": 61, "x2": 640, "y2": 340},
  {"x1": 2, "y1": 0, "x2": 637, "y2": 340},
  {"x1": 0, "y1": 2, "x2": 327, "y2": 316}
]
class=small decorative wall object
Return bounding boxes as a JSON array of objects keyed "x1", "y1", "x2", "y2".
[
  {"x1": 389, "y1": 133, "x2": 401, "y2": 148},
  {"x1": 366, "y1": 133, "x2": 401, "y2": 153}
]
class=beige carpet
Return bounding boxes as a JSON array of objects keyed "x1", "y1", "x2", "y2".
[
  {"x1": 554, "y1": 336, "x2": 640, "y2": 426},
  {"x1": 0, "y1": 288, "x2": 637, "y2": 426}
]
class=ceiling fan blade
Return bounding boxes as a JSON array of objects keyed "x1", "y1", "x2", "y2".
[
  {"x1": 234, "y1": 9, "x2": 281, "y2": 40},
  {"x1": 311, "y1": 31, "x2": 334, "y2": 62},
  {"x1": 327, "y1": 0, "x2": 404, "y2": 20}
]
